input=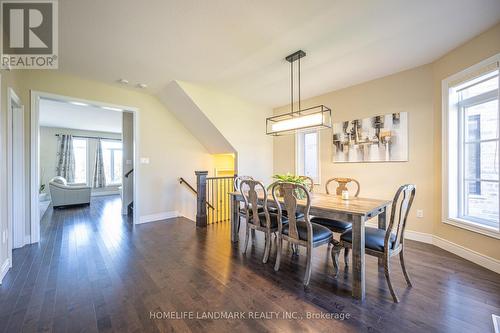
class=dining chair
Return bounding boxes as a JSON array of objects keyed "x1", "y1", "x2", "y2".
[
  {"x1": 240, "y1": 179, "x2": 285, "y2": 263},
  {"x1": 272, "y1": 182, "x2": 333, "y2": 287},
  {"x1": 299, "y1": 176, "x2": 315, "y2": 192},
  {"x1": 311, "y1": 177, "x2": 360, "y2": 262},
  {"x1": 234, "y1": 175, "x2": 264, "y2": 232},
  {"x1": 331, "y1": 184, "x2": 416, "y2": 302}
]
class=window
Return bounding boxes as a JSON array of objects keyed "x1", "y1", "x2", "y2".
[
  {"x1": 73, "y1": 138, "x2": 87, "y2": 184},
  {"x1": 296, "y1": 130, "x2": 320, "y2": 183},
  {"x1": 102, "y1": 140, "x2": 123, "y2": 185},
  {"x1": 443, "y1": 54, "x2": 500, "y2": 238}
]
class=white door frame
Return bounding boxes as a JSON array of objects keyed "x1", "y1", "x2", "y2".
[
  {"x1": 30, "y1": 91, "x2": 141, "y2": 243},
  {"x1": 7, "y1": 87, "x2": 26, "y2": 265}
]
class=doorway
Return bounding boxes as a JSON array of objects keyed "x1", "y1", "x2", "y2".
[
  {"x1": 7, "y1": 88, "x2": 27, "y2": 259},
  {"x1": 30, "y1": 91, "x2": 140, "y2": 243}
]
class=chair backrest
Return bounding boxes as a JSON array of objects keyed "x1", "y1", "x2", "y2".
[
  {"x1": 234, "y1": 175, "x2": 254, "y2": 192},
  {"x1": 271, "y1": 182, "x2": 312, "y2": 243},
  {"x1": 325, "y1": 177, "x2": 360, "y2": 197},
  {"x1": 240, "y1": 179, "x2": 270, "y2": 228},
  {"x1": 299, "y1": 176, "x2": 314, "y2": 192},
  {"x1": 385, "y1": 184, "x2": 416, "y2": 251}
]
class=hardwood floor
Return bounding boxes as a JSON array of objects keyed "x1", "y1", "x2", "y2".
[{"x1": 0, "y1": 195, "x2": 498, "y2": 332}]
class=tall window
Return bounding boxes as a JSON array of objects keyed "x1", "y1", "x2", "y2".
[
  {"x1": 443, "y1": 54, "x2": 499, "y2": 238},
  {"x1": 73, "y1": 138, "x2": 87, "y2": 184},
  {"x1": 102, "y1": 140, "x2": 123, "y2": 185},
  {"x1": 296, "y1": 130, "x2": 320, "y2": 183}
]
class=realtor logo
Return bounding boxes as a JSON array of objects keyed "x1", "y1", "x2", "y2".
[{"x1": 1, "y1": 0, "x2": 58, "y2": 69}]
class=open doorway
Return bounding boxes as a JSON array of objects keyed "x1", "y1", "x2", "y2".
[
  {"x1": 7, "y1": 88, "x2": 27, "y2": 262},
  {"x1": 30, "y1": 92, "x2": 139, "y2": 243}
]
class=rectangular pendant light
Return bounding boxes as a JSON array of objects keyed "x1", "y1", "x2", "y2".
[
  {"x1": 266, "y1": 50, "x2": 332, "y2": 136},
  {"x1": 266, "y1": 105, "x2": 331, "y2": 135}
]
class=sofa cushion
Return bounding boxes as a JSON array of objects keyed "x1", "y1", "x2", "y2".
[{"x1": 50, "y1": 176, "x2": 67, "y2": 185}]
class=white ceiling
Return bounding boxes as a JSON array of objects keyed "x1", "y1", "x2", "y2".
[
  {"x1": 59, "y1": 0, "x2": 500, "y2": 107},
  {"x1": 39, "y1": 99, "x2": 122, "y2": 133}
]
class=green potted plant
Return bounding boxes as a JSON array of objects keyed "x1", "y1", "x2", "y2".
[{"x1": 268, "y1": 173, "x2": 308, "y2": 199}]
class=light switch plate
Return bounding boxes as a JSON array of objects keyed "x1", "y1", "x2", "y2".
[
  {"x1": 140, "y1": 157, "x2": 150, "y2": 164},
  {"x1": 126, "y1": 159, "x2": 133, "y2": 165},
  {"x1": 416, "y1": 209, "x2": 424, "y2": 218}
]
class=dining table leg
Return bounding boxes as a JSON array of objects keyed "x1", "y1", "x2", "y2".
[
  {"x1": 230, "y1": 195, "x2": 239, "y2": 243},
  {"x1": 351, "y1": 214, "x2": 366, "y2": 301},
  {"x1": 377, "y1": 208, "x2": 387, "y2": 267}
]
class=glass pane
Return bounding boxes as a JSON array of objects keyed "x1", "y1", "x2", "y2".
[
  {"x1": 103, "y1": 149, "x2": 112, "y2": 185},
  {"x1": 465, "y1": 99, "x2": 498, "y2": 142},
  {"x1": 73, "y1": 139, "x2": 87, "y2": 184},
  {"x1": 464, "y1": 180, "x2": 499, "y2": 228},
  {"x1": 113, "y1": 150, "x2": 123, "y2": 183},
  {"x1": 465, "y1": 141, "x2": 499, "y2": 181},
  {"x1": 459, "y1": 73, "x2": 498, "y2": 100},
  {"x1": 303, "y1": 132, "x2": 318, "y2": 179}
]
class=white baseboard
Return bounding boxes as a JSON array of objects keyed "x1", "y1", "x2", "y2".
[
  {"x1": 91, "y1": 190, "x2": 120, "y2": 197},
  {"x1": 433, "y1": 235, "x2": 500, "y2": 274},
  {"x1": 138, "y1": 211, "x2": 179, "y2": 224},
  {"x1": 0, "y1": 258, "x2": 10, "y2": 285},
  {"x1": 363, "y1": 222, "x2": 499, "y2": 274}
]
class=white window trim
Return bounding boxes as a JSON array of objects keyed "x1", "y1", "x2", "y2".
[
  {"x1": 102, "y1": 140, "x2": 123, "y2": 186},
  {"x1": 441, "y1": 53, "x2": 500, "y2": 239},
  {"x1": 295, "y1": 129, "x2": 321, "y2": 185},
  {"x1": 71, "y1": 138, "x2": 88, "y2": 185}
]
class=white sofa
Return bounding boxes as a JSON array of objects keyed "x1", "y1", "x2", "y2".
[{"x1": 49, "y1": 176, "x2": 91, "y2": 208}]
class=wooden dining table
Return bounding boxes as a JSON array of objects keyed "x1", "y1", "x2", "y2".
[{"x1": 229, "y1": 191, "x2": 392, "y2": 301}]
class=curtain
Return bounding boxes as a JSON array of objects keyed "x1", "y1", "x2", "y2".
[
  {"x1": 92, "y1": 138, "x2": 106, "y2": 188},
  {"x1": 55, "y1": 134, "x2": 75, "y2": 182}
]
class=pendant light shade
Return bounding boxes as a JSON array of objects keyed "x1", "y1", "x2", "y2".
[{"x1": 266, "y1": 50, "x2": 332, "y2": 136}]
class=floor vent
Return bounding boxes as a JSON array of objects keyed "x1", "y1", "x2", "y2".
[{"x1": 493, "y1": 314, "x2": 500, "y2": 333}]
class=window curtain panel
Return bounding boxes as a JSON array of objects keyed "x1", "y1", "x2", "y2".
[
  {"x1": 55, "y1": 134, "x2": 75, "y2": 182},
  {"x1": 92, "y1": 138, "x2": 106, "y2": 188}
]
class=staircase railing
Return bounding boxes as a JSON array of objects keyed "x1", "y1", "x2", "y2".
[
  {"x1": 179, "y1": 177, "x2": 215, "y2": 210},
  {"x1": 194, "y1": 171, "x2": 235, "y2": 227}
]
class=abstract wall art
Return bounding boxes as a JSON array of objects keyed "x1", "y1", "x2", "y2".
[{"x1": 332, "y1": 112, "x2": 408, "y2": 163}]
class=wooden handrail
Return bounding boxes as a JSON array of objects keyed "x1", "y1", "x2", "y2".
[{"x1": 179, "y1": 177, "x2": 215, "y2": 210}]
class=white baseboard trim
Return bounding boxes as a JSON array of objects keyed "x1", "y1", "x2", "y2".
[
  {"x1": 0, "y1": 258, "x2": 10, "y2": 285},
  {"x1": 91, "y1": 190, "x2": 120, "y2": 197},
  {"x1": 432, "y1": 235, "x2": 500, "y2": 274},
  {"x1": 138, "y1": 211, "x2": 179, "y2": 224},
  {"x1": 362, "y1": 222, "x2": 499, "y2": 274}
]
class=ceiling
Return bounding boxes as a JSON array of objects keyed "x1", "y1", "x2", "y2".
[
  {"x1": 59, "y1": 0, "x2": 500, "y2": 107},
  {"x1": 39, "y1": 99, "x2": 123, "y2": 133}
]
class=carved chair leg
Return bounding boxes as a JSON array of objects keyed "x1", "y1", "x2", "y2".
[
  {"x1": 304, "y1": 245, "x2": 312, "y2": 287},
  {"x1": 331, "y1": 246, "x2": 340, "y2": 278},
  {"x1": 251, "y1": 229, "x2": 256, "y2": 244},
  {"x1": 243, "y1": 224, "x2": 250, "y2": 254},
  {"x1": 263, "y1": 232, "x2": 271, "y2": 264},
  {"x1": 344, "y1": 247, "x2": 350, "y2": 266},
  {"x1": 274, "y1": 236, "x2": 283, "y2": 271},
  {"x1": 384, "y1": 257, "x2": 399, "y2": 303},
  {"x1": 293, "y1": 244, "x2": 300, "y2": 256},
  {"x1": 399, "y1": 249, "x2": 412, "y2": 287}
]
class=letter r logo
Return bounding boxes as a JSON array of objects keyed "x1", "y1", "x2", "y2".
[{"x1": 2, "y1": 2, "x2": 53, "y2": 54}]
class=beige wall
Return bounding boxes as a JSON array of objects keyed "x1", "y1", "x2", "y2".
[
  {"x1": 273, "y1": 23, "x2": 500, "y2": 260},
  {"x1": 178, "y1": 82, "x2": 274, "y2": 183},
  {"x1": 1, "y1": 70, "x2": 215, "y2": 238},
  {"x1": 432, "y1": 24, "x2": 500, "y2": 259},
  {"x1": 274, "y1": 65, "x2": 435, "y2": 234}
]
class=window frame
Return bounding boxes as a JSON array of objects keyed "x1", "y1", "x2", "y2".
[
  {"x1": 295, "y1": 129, "x2": 321, "y2": 185},
  {"x1": 102, "y1": 139, "x2": 123, "y2": 186},
  {"x1": 72, "y1": 138, "x2": 88, "y2": 185},
  {"x1": 442, "y1": 53, "x2": 500, "y2": 239}
]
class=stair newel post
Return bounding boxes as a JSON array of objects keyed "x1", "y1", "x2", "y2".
[{"x1": 195, "y1": 171, "x2": 208, "y2": 227}]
